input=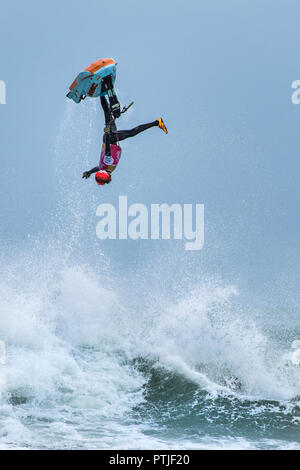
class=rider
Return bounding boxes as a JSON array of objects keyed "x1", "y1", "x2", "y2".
[{"x1": 82, "y1": 95, "x2": 168, "y2": 185}]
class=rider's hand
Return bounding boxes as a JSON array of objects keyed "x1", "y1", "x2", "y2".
[{"x1": 82, "y1": 171, "x2": 90, "y2": 179}]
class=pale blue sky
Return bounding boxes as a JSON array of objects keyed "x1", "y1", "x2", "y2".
[{"x1": 0, "y1": 0, "x2": 300, "y2": 310}]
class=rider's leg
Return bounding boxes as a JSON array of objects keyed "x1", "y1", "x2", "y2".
[
  {"x1": 100, "y1": 96, "x2": 113, "y2": 126},
  {"x1": 109, "y1": 121, "x2": 159, "y2": 143},
  {"x1": 101, "y1": 75, "x2": 120, "y2": 119}
]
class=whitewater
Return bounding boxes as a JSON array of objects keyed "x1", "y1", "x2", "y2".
[{"x1": 0, "y1": 101, "x2": 299, "y2": 450}]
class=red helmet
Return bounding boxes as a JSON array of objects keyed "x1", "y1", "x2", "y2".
[{"x1": 95, "y1": 170, "x2": 111, "y2": 185}]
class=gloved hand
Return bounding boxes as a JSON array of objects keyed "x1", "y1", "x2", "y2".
[{"x1": 82, "y1": 171, "x2": 90, "y2": 179}]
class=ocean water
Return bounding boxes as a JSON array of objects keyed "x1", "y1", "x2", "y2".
[{"x1": 0, "y1": 102, "x2": 299, "y2": 450}]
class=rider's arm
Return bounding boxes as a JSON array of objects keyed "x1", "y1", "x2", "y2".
[{"x1": 82, "y1": 167, "x2": 99, "y2": 178}]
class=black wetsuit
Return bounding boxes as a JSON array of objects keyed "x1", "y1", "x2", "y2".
[{"x1": 85, "y1": 96, "x2": 159, "y2": 176}]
